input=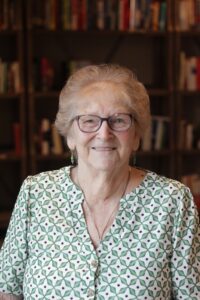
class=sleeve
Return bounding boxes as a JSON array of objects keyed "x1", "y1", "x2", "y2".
[
  {"x1": 0, "y1": 177, "x2": 31, "y2": 298},
  {"x1": 171, "y1": 186, "x2": 200, "y2": 299}
]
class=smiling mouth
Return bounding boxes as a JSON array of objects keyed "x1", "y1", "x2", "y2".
[{"x1": 91, "y1": 147, "x2": 116, "y2": 151}]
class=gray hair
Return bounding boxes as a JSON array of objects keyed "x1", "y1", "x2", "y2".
[{"x1": 55, "y1": 64, "x2": 151, "y2": 141}]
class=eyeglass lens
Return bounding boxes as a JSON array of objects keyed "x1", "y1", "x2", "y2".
[{"x1": 77, "y1": 114, "x2": 132, "y2": 132}]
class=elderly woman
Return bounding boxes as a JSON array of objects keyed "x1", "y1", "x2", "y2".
[{"x1": 0, "y1": 64, "x2": 200, "y2": 300}]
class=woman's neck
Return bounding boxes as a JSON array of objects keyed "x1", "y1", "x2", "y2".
[{"x1": 72, "y1": 164, "x2": 131, "y2": 206}]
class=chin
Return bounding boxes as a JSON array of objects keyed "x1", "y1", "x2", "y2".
[{"x1": 89, "y1": 158, "x2": 120, "y2": 171}]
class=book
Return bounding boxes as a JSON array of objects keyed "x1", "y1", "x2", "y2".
[
  {"x1": 141, "y1": 115, "x2": 169, "y2": 151},
  {"x1": 129, "y1": 0, "x2": 136, "y2": 31},
  {"x1": 159, "y1": 1, "x2": 167, "y2": 31},
  {"x1": 11, "y1": 61, "x2": 21, "y2": 93},
  {"x1": 13, "y1": 122, "x2": 21, "y2": 156},
  {"x1": 71, "y1": 0, "x2": 79, "y2": 30},
  {"x1": 186, "y1": 56, "x2": 197, "y2": 91},
  {"x1": 185, "y1": 123, "x2": 194, "y2": 150},
  {"x1": 40, "y1": 57, "x2": 54, "y2": 91},
  {"x1": 40, "y1": 118, "x2": 51, "y2": 155},
  {"x1": 96, "y1": 0, "x2": 105, "y2": 30},
  {"x1": 151, "y1": 0, "x2": 160, "y2": 31},
  {"x1": 79, "y1": 0, "x2": 87, "y2": 30},
  {"x1": 62, "y1": 0, "x2": 71, "y2": 30}
]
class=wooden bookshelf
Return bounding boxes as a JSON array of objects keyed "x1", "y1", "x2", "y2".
[
  {"x1": 25, "y1": 0, "x2": 175, "y2": 177},
  {"x1": 0, "y1": 0, "x2": 27, "y2": 240},
  {"x1": 1, "y1": 0, "x2": 200, "y2": 237},
  {"x1": 174, "y1": 0, "x2": 200, "y2": 209}
]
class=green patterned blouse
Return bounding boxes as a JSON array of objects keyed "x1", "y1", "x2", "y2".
[{"x1": 0, "y1": 166, "x2": 200, "y2": 300}]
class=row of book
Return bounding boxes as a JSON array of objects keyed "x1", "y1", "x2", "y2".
[
  {"x1": 181, "y1": 174, "x2": 200, "y2": 208},
  {"x1": 31, "y1": 0, "x2": 167, "y2": 32},
  {"x1": 33, "y1": 57, "x2": 91, "y2": 91},
  {"x1": 178, "y1": 0, "x2": 200, "y2": 31},
  {"x1": 141, "y1": 115, "x2": 170, "y2": 151},
  {"x1": 36, "y1": 118, "x2": 66, "y2": 156},
  {"x1": 179, "y1": 120, "x2": 200, "y2": 150},
  {"x1": 0, "y1": 0, "x2": 18, "y2": 30},
  {"x1": 179, "y1": 52, "x2": 200, "y2": 91},
  {"x1": 0, "y1": 60, "x2": 21, "y2": 93}
]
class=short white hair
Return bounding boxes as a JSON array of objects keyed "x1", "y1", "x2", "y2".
[{"x1": 55, "y1": 64, "x2": 151, "y2": 141}]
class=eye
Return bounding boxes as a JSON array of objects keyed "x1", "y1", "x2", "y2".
[
  {"x1": 83, "y1": 118, "x2": 95, "y2": 124},
  {"x1": 80, "y1": 116, "x2": 99, "y2": 126},
  {"x1": 111, "y1": 117, "x2": 126, "y2": 124}
]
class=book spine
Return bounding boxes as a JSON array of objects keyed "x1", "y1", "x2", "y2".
[
  {"x1": 159, "y1": 1, "x2": 167, "y2": 31},
  {"x1": 13, "y1": 122, "x2": 21, "y2": 155},
  {"x1": 123, "y1": 0, "x2": 130, "y2": 31},
  {"x1": 108, "y1": 0, "x2": 118, "y2": 30},
  {"x1": 96, "y1": 0, "x2": 105, "y2": 30},
  {"x1": 79, "y1": 0, "x2": 87, "y2": 30},
  {"x1": 186, "y1": 56, "x2": 197, "y2": 91},
  {"x1": 11, "y1": 61, "x2": 21, "y2": 93},
  {"x1": 151, "y1": 0, "x2": 160, "y2": 31},
  {"x1": 129, "y1": 0, "x2": 136, "y2": 31},
  {"x1": 40, "y1": 118, "x2": 51, "y2": 155},
  {"x1": 185, "y1": 123, "x2": 194, "y2": 150},
  {"x1": 71, "y1": 0, "x2": 79, "y2": 30}
]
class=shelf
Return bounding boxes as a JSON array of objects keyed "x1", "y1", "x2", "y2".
[
  {"x1": 0, "y1": 29, "x2": 19, "y2": 35},
  {"x1": 31, "y1": 28, "x2": 168, "y2": 37},
  {"x1": 137, "y1": 150, "x2": 173, "y2": 156},
  {"x1": 0, "y1": 152, "x2": 23, "y2": 161},
  {"x1": 30, "y1": 91, "x2": 60, "y2": 98},
  {"x1": 177, "y1": 30, "x2": 200, "y2": 37},
  {"x1": 35, "y1": 153, "x2": 70, "y2": 161},
  {"x1": 148, "y1": 89, "x2": 171, "y2": 96},
  {"x1": 0, "y1": 93, "x2": 22, "y2": 99},
  {"x1": 177, "y1": 90, "x2": 200, "y2": 96},
  {"x1": 178, "y1": 149, "x2": 200, "y2": 155}
]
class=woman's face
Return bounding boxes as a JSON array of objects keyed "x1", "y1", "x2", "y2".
[{"x1": 68, "y1": 82, "x2": 140, "y2": 172}]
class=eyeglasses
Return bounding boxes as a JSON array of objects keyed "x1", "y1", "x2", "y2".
[{"x1": 74, "y1": 113, "x2": 133, "y2": 133}]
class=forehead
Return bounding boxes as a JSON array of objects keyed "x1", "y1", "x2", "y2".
[{"x1": 75, "y1": 81, "x2": 131, "y2": 112}]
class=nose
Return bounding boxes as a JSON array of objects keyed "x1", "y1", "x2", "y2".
[{"x1": 97, "y1": 119, "x2": 113, "y2": 139}]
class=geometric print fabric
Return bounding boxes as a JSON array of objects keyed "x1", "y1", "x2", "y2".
[{"x1": 0, "y1": 166, "x2": 200, "y2": 299}]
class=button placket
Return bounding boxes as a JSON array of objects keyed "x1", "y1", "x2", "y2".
[{"x1": 87, "y1": 288, "x2": 95, "y2": 297}]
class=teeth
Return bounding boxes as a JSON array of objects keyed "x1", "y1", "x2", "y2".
[{"x1": 92, "y1": 147, "x2": 116, "y2": 150}]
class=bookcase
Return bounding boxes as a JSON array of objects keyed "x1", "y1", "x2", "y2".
[
  {"x1": 174, "y1": 0, "x2": 200, "y2": 209},
  {"x1": 26, "y1": 0, "x2": 175, "y2": 179},
  {"x1": 0, "y1": 0, "x2": 200, "y2": 241},
  {"x1": 0, "y1": 0, "x2": 27, "y2": 235}
]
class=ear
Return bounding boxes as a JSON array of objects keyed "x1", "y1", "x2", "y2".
[
  {"x1": 132, "y1": 131, "x2": 140, "y2": 152},
  {"x1": 67, "y1": 135, "x2": 75, "y2": 151},
  {"x1": 66, "y1": 126, "x2": 76, "y2": 151}
]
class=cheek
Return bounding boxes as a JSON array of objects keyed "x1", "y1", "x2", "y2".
[
  {"x1": 68, "y1": 128, "x2": 95, "y2": 150},
  {"x1": 120, "y1": 131, "x2": 140, "y2": 152}
]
